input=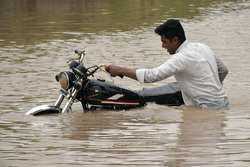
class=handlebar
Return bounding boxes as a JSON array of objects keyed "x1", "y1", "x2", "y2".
[
  {"x1": 70, "y1": 51, "x2": 123, "y2": 80},
  {"x1": 74, "y1": 49, "x2": 85, "y2": 55},
  {"x1": 87, "y1": 65, "x2": 100, "y2": 76}
]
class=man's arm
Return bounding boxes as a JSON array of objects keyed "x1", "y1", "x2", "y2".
[
  {"x1": 105, "y1": 65, "x2": 138, "y2": 80},
  {"x1": 214, "y1": 55, "x2": 228, "y2": 83}
]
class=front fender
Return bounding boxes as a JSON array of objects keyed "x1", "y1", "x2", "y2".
[{"x1": 25, "y1": 104, "x2": 62, "y2": 116}]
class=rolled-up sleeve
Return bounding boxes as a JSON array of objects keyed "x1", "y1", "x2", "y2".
[{"x1": 136, "y1": 69, "x2": 146, "y2": 84}]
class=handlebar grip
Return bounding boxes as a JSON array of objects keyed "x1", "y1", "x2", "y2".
[{"x1": 74, "y1": 49, "x2": 79, "y2": 54}]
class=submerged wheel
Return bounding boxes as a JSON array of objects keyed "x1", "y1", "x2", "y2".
[
  {"x1": 25, "y1": 105, "x2": 62, "y2": 116},
  {"x1": 32, "y1": 110, "x2": 60, "y2": 116}
]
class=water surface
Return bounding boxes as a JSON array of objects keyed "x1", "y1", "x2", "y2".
[{"x1": 0, "y1": 0, "x2": 250, "y2": 166}]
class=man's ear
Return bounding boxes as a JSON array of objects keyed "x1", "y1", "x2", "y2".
[{"x1": 173, "y1": 36, "x2": 179, "y2": 44}]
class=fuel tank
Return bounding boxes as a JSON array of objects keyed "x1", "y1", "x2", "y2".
[{"x1": 83, "y1": 79, "x2": 145, "y2": 107}]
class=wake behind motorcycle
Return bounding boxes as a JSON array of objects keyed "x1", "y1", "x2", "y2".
[{"x1": 25, "y1": 50, "x2": 184, "y2": 116}]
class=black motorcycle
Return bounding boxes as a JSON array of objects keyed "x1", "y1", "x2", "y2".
[{"x1": 25, "y1": 50, "x2": 184, "y2": 116}]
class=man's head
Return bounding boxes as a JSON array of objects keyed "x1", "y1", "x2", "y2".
[{"x1": 155, "y1": 19, "x2": 186, "y2": 54}]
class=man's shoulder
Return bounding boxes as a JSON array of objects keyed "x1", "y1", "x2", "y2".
[
  {"x1": 174, "y1": 42, "x2": 209, "y2": 58},
  {"x1": 188, "y1": 41, "x2": 206, "y2": 47},
  {"x1": 182, "y1": 42, "x2": 211, "y2": 53}
]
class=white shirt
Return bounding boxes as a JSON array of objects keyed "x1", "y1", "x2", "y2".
[{"x1": 136, "y1": 40, "x2": 230, "y2": 109}]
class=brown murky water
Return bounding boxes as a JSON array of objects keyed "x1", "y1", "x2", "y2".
[{"x1": 0, "y1": 0, "x2": 250, "y2": 166}]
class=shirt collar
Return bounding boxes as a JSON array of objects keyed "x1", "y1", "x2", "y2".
[{"x1": 175, "y1": 40, "x2": 189, "y2": 53}]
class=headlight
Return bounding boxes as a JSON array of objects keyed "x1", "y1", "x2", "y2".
[{"x1": 57, "y1": 71, "x2": 76, "y2": 89}]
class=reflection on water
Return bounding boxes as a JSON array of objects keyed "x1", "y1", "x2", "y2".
[
  {"x1": 172, "y1": 109, "x2": 227, "y2": 166},
  {"x1": 0, "y1": 0, "x2": 250, "y2": 166}
]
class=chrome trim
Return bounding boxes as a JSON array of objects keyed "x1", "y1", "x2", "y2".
[
  {"x1": 25, "y1": 104, "x2": 62, "y2": 116},
  {"x1": 54, "y1": 94, "x2": 65, "y2": 107},
  {"x1": 59, "y1": 89, "x2": 69, "y2": 97},
  {"x1": 74, "y1": 68, "x2": 85, "y2": 76}
]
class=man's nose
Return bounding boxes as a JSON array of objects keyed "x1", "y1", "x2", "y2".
[{"x1": 162, "y1": 43, "x2": 165, "y2": 48}]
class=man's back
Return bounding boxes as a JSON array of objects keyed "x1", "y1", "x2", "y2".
[{"x1": 174, "y1": 41, "x2": 229, "y2": 109}]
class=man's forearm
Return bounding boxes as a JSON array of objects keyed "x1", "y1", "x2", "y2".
[
  {"x1": 119, "y1": 67, "x2": 137, "y2": 80},
  {"x1": 105, "y1": 65, "x2": 138, "y2": 80}
]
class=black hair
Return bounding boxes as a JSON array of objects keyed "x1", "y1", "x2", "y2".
[{"x1": 155, "y1": 19, "x2": 186, "y2": 42}]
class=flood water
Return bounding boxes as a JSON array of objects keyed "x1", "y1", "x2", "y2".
[{"x1": 0, "y1": 0, "x2": 250, "y2": 166}]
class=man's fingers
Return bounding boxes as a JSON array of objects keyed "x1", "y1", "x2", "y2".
[
  {"x1": 104, "y1": 65, "x2": 122, "y2": 78},
  {"x1": 105, "y1": 65, "x2": 110, "y2": 72}
]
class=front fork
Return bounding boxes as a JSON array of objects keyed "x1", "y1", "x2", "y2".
[
  {"x1": 61, "y1": 89, "x2": 80, "y2": 113},
  {"x1": 52, "y1": 88, "x2": 79, "y2": 113},
  {"x1": 55, "y1": 79, "x2": 85, "y2": 113},
  {"x1": 54, "y1": 94, "x2": 65, "y2": 107}
]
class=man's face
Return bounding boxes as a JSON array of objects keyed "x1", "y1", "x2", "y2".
[{"x1": 161, "y1": 35, "x2": 177, "y2": 55}]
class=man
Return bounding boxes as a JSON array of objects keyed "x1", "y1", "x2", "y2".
[{"x1": 105, "y1": 19, "x2": 230, "y2": 110}]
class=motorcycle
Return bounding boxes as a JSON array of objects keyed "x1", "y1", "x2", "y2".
[{"x1": 25, "y1": 50, "x2": 184, "y2": 116}]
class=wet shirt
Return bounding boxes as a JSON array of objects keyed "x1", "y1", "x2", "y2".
[{"x1": 136, "y1": 40, "x2": 230, "y2": 109}]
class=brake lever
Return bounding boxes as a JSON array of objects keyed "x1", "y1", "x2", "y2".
[
  {"x1": 99, "y1": 64, "x2": 114, "y2": 82},
  {"x1": 67, "y1": 50, "x2": 85, "y2": 63},
  {"x1": 66, "y1": 56, "x2": 80, "y2": 63}
]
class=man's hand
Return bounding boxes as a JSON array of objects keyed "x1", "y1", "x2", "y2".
[{"x1": 105, "y1": 65, "x2": 122, "y2": 77}]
